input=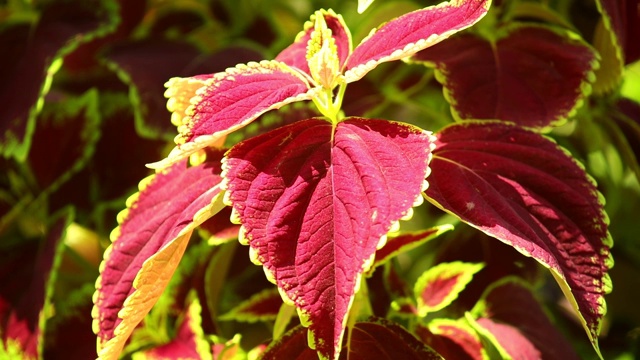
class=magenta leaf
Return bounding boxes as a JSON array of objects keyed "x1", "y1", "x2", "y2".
[
  {"x1": 367, "y1": 226, "x2": 454, "y2": 276},
  {"x1": 151, "y1": 61, "x2": 316, "y2": 169},
  {"x1": 262, "y1": 319, "x2": 443, "y2": 360},
  {"x1": 134, "y1": 297, "x2": 210, "y2": 360},
  {"x1": 412, "y1": 24, "x2": 598, "y2": 128},
  {"x1": 219, "y1": 288, "x2": 282, "y2": 322},
  {"x1": 468, "y1": 277, "x2": 580, "y2": 360},
  {"x1": 0, "y1": 208, "x2": 73, "y2": 359},
  {"x1": 425, "y1": 121, "x2": 613, "y2": 355},
  {"x1": 0, "y1": 0, "x2": 117, "y2": 160},
  {"x1": 276, "y1": 10, "x2": 352, "y2": 77},
  {"x1": 344, "y1": 0, "x2": 491, "y2": 83},
  {"x1": 92, "y1": 155, "x2": 226, "y2": 360},
  {"x1": 416, "y1": 319, "x2": 485, "y2": 360},
  {"x1": 223, "y1": 117, "x2": 432, "y2": 359},
  {"x1": 414, "y1": 262, "x2": 484, "y2": 316}
]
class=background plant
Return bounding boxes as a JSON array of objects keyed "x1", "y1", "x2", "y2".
[{"x1": 0, "y1": 0, "x2": 638, "y2": 359}]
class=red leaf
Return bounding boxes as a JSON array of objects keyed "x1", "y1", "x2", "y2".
[
  {"x1": 368, "y1": 226, "x2": 453, "y2": 275},
  {"x1": 223, "y1": 117, "x2": 432, "y2": 359},
  {"x1": 262, "y1": 319, "x2": 443, "y2": 360},
  {"x1": 412, "y1": 24, "x2": 597, "y2": 128},
  {"x1": 414, "y1": 262, "x2": 483, "y2": 315},
  {"x1": 219, "y1": 288, "x2": 282, "y2": 322},
  {"x1": 151, "y1": 61, "x2": 315, "y2": 169},
  {"x1": 0, "y1": 209, "x2": 72, "y2": 359},
  {"x1": 344, "y1": 0, "x2": 491, "y2": 83},
  {"x1": 425, "y1": 121, "x2": 612, "y2": 355},
  {"x1": 470, "y1": 278, "x2": 580, "y2": 359},
  {"x1": 93, "y1": 157, "x2": 226, "y2": 360},
  {"x1": 0, "y1": 0, "x2": 116, "y2": 160},
  {"x1": 596, "y1": 0, "x2": 640, "y2": 65},
  {"x1": 276, "y1": 10, "x2": 352, "y2": 77},
  {"x1": 416, "y1": 319, "x2": 485, "y2": 360}
]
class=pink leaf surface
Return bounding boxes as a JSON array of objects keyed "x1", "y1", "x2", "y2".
[
  {"x1": 412, "y1": 24, "x2": 597, "y2": 128},
  {"x1": 415, "y1": 262, "x2": 483, "y2": 315},
  {"x1": 93, "y1": 157, "x2": 225, "y2": 360},
  {"x1": 223, "y1": 117, "x2": 432, "y2": 359},
  {"x1": 471, "y1": 278, "x2": 580, "y2": 360},
  {"x1": 344, "y1": 0, "x2": 491, "y2": 83},
  {"x1": 150, "y1": 61, "x2": 315, "y2": 169},
  {"x1": 416, "y1": 319, "x2": 485, "y2": 360},
  {"x1": 276, "y1": 10, "x2": 352, "y2": 77},
  {"x1": 425, "y1": 121, "x2": 612, "y2": 354}
]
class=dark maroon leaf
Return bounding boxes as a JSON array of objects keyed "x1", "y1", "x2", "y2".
[
  {"x1": 596, "y1": 0, "x2": 640, "y2": 65},
  {"x1": 416, "y1": 319, "x2": 484, "y2": 360},
  {"x1": 0, "y1": 0, "x2": 117, "y2": 160},
  {"x1": 412, "y1": 24, "x2": 597, "y2": 128},
  {"x1": 426, "y1": 121, "x2": 612, "y2": 354},
  {"x1": 0, "y1": 208, "x2": 73, "y2": 358}
]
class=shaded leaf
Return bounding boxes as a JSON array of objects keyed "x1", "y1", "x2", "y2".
[
  {"x1": 416, "y1": 319, "x2": 485, "y2": 360},
  {"x1": 133, "y1": 296, "x2": 211, "y2": 360},
  {"x1": 414, "y1": 262, "x2": 484, "y2": 316},
  {"x1": 219, "y1": 288, "x2": 282, "y2": 323},
  {"x1": 27, "y1": 90, "x2": 100, "y2": 193},
  {"x1": 0, "y1": 0, "x2": 117, "y2": 160},
  {"x1": 596, "y1": 0, "x2": 640, "y2": 65},
  {"x1": 0, "y1": 208, "x2": 73, "y2": 359},
  {"x1": 150, "y1": 61, "x2": 315, "y2": 169},
  {"x1": 262, "y1": 319, "x2": 443, "y2": 360},
  {"x1": 93, "y1": 156, "x2": 226, "y2": 360},
  {"x1": 425, "y1": 121, "x2": 612, "y2": 355},
  {"x1": 469, "y1": 278, "x2": 580, "y2": 360},
  {"x1": 223, "y1": 117, "x2": 432, "y2": 359},
  {"x1": 344, "y1": 0, "x2": 491, "y2": 83},
  {"x1": 412, "y1": 24, "x2": 598, "y2": 128},
  {"x1": 367, "y1": 225, "x2": 454, "y2": 276}
]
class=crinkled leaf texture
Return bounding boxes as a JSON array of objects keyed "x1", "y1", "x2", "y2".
[
  {"x1": 412, "y1": 24, "x2": 598, "y2": 129},
  {"x1": 425, "y1": 121, "x2": 612, "y2": 357},
  {"x1": 262, "y1": 318, "x2": 443, "y2": 360},
  {"x1": 414, "y1": 261, "x2": 483, "y2": 316},
  {"x1": 344, "y1": 0, "x2": 492, "y2": 83},
  {"x1": 468, "y1": 278, "x2": 580, "y2": 360},
  {"x1": 223, "y1": 117, "x2": 433, "y2": 360},
  {"x1": 150, "y1": 61, "x2": 316, "y2": 169},
  {"x1": 93, "y1": 156, "x2": 226, "y2": 360}
]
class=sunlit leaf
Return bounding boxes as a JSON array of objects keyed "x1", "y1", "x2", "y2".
[
  {"x1": 414, "y1": 262, "x2": 483, "y2": 316},
  {"x1": 412, "y1": 24, "x2": 598, "y2": 129},
  {"x1": 149, "y1": 61, "x2": 316, "y2": 169},
  {"x1": 469, "y1": 277, "x2": 580, "y2": 359},
  {"x1": 224, "y1": 117, "x2": 432, "y2": 359},
  {"x1": 276, "y1": 9, "x2": 352, "y2": 78},
  {"x1": 425, "y1": 121, "x2": 613, "y2": 356},
  {"x1": 93, "y1": 156, "x2": 226, "y2": 360},
  {"x1": 344, "y1": 0, "x2": 491, "y2": 83}
]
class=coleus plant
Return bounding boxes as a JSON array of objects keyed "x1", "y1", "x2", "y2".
[{"x1": 91, "y1": 0, "x2": 614, "y2": 359}]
